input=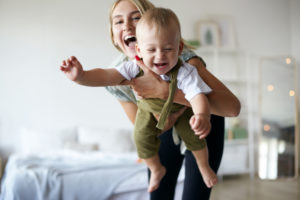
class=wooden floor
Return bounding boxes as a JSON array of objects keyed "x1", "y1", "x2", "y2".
[{"x1": 210, "y1": 175, "x2": 300, "y2": 200}]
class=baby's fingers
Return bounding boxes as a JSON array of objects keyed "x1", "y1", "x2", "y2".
[
  {"x1": 192, "y1": 119, "x2": 202, "y2": 130},
  {"x1": 60, "y1": 60, "x2": 69, "y2": 71},
  {"x1": 62, "y1": 60, "x2": 67, "y2": 66},
  {"x1": 189, "y1": 116, "x2": 196, "y2": 128},
  {"x1": 67, "y1": 58, "x2": 73, "y2": 67},
  {"x1": 70, "y1": 56, "x2": 77, "y2": 62},
  {"x1": 70, "y1": 56, "x2": 80, "y2": 65},
  {"x1": 198, "y1": 124, "x2": 211, "y2": 139},
  {"x1": 191, "y1": 120, "x2": 205, "y2": 133},
  {"x1": 60, "y1": 65, "x2": 66, "y2": 71},
  {"x1": 199, "y1": 131, "x2": 209, "y2": 140}
]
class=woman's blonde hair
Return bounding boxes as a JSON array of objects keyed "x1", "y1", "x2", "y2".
[{"x1": 109, "y1": 0, "x2": 155, "y2": 52}]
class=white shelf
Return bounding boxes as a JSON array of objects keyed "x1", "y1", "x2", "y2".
[
  {"x1": 197, "y1": 47, "x2": 243, "y2": 53},
  {"x1": 219, "y1": 139, "x2": 249, "y2": 175},
  {"x1": 197, "y1": 47, "x2": 255, "y2": 177},
  {"x1": 221, "y1": 78, "x2": 247, "y2": 84},
  {"x1": 225, "y1": 138, "x2": 248, "y2": 145}
]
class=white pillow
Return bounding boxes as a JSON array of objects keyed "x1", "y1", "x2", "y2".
[
  {"x1": 64, "y1": 141, "x2": 99, "y2": 152},
  {"x1": 19, "y1": 127, "x2": 77, "y2": 154},
  {"x1": 78, "y1": 127, "x2": 135, "y2": 153}
]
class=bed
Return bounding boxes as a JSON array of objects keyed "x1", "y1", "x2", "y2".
[{"x1": 0, "y1": 126, "x2": 184, "y2": 200}]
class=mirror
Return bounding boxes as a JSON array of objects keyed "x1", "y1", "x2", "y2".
[{"x1": 258, "y1": 56, "x2": 299, "y2": 179}]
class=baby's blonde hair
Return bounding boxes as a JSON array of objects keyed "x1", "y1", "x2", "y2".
[
  {"x1": 136, "y1": 7, "x2": 182, "y2": 41},
  {"x1": 109, "y1": 0, "x2": 155, "y2": 52}
]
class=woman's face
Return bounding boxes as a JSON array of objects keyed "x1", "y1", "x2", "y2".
[{"x1": 111, "y1": 0, "x2": 141, "y2": 59}]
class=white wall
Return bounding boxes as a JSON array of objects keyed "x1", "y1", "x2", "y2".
[
  {"x1": 0, "y1": 0, "x2": 128, "y2": 147},
  {"x1": 160, "y1": 0, "x2": 292, "y2": 55},
  {"x1": 0, "y1": 0, "x2": 299, "y2": 157}
]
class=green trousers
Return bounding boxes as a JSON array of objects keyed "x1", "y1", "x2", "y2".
[
  {"x1": 134, "y1": 60, "x2": 206, "y2": 159},
  {"x1": 135, "y1": 101, "x2": 206, "y2": 158}
]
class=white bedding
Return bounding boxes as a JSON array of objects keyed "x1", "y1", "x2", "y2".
[
  {"x1": 1, "y1": 127, "x2": 185, "y2": 200},
  {"x1": 0, "y1": 150, "x2": 149, "y2": 200}
]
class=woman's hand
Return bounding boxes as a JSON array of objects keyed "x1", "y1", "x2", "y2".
[
  {"x1": 130, "y1": 59, "x2": 169, "y2": 100},
  {"x1": 153, "y1": 106, "x2": 187, "y2": 134}
]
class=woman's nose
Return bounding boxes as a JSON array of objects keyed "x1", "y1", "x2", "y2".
[{"x1": 123, "y1": 19, "x2": 133, "y2": 31}]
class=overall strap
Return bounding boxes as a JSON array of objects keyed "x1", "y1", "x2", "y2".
[{"x1": 156, "y1": 59, "x2": 182, "y2": 130}]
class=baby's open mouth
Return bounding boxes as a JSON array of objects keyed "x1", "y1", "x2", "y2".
[
  {"x1": 124, "y1": 36, "x2": 136, "y2": 46},
  {"x1": 155, "y1": 63, "x2": 168, "y2": 67}
]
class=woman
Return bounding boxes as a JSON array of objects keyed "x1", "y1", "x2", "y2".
[{"x1": 107, "y1": 0, "x2": 240, "y2": 199}]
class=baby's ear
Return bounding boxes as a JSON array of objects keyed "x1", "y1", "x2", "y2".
[
  {"x1": 135, "y1": 43, "x2": 142, "y2": 58},
  {"x1": 178, "y1": 39, "x2": 184, "y2": 56}
]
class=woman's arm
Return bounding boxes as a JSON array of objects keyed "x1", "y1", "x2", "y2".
[
  {"x1": 130, "y1": 58, "x2": 240, "y2": 117},
  {"x1": 119, "y1": 101, "x2": 138, "y2": 124},
  {"x1": 188, "y1": 57, "x2": 241, "y2": 117}
]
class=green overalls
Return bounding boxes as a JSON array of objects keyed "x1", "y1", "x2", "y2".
[{"x1": 134, "y1": 60, "x2": 206, "y2": 158}]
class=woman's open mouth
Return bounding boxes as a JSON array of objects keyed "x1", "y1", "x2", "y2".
[{"x1": 124, "y1": 36, "x2": 136, "y2": 47}]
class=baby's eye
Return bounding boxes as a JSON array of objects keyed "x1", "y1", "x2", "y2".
[
  {"x1": 164, "y1": 48, "x2": 173, "y2": 51},
  {"x1": 147, "y1": 49, "x2": 155, "y2": 52}
]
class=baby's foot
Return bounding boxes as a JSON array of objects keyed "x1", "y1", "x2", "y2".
[
  {"x1": 200, "y1": 166, "x2": 218, "y2": 188},
  {"x1": 148, "y1": 166, "x2": 166, "y2": 192}
]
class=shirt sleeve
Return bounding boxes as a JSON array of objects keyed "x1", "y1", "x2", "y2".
[
  {"x1": 177, "y1": 62, "x2": 212, "y2": 101},
  {"x1": 105, "y1": 85, "x2": 137, "y2": 103},
  {"x1": 115, "y1": 60, "x2": 139, "y2": 80},
  {"x1": 104, "y1": 55, "x2": 137, "y2": 103},
  {"x1": 180, "y1": 46, "x2": 207, "y2": 67}
]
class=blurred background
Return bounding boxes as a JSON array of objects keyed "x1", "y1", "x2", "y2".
[{"x1": 0, "y1": 0, "x2": 299, "y2": 192}]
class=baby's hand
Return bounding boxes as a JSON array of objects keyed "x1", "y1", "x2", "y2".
[
  {"x1": 60, "y1": 56, "x2": 84, "y2": 81},
  {"x1": 189, "y1": 114, "x2": 211, "y2": 140}
]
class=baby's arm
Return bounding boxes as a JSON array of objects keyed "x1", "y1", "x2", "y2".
[
  {"x1": 189, "y1": 94, "x2": 211, "y2": 140},
  {"x1": 60, "y1": 56, "x2": 125, "y2": 86}
]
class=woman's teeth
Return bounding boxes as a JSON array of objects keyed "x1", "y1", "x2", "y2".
[{"x1": 124, "y1": 36, "x2": 136, "y2": 46}]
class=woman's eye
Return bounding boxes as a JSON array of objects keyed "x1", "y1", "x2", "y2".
[
  {"x1": 132, "y1": 14, "x2": 141, "y2": 21},
  {"x1": 114, "y1": 20, "x2": 123, "y2": 25},
  {"x1": 147, "y1": 49, "x2": 155, "y2": 52},
  {"x1": 164, "y1": 48, "x2": 172, "y2": 51},
  {"x1": 133, "y1": 16, "x2": 141, "y2": 21}
]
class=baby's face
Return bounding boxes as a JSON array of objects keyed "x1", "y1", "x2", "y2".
[{"x1": 136, "y1": 22, "x2": 182, "y2": 75}]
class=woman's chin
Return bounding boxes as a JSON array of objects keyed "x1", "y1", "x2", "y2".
[
  {"x1": 123, "y1": 45, "x2": 136, "y2": 59},
  {"x1": 124, "y1": 48, "x2": 136, "y2": 59}
]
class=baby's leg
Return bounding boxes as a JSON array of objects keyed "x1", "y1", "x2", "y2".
[
  {"x1": 134, "y1": 108, "x2": 166, "y2": 192},
  {"x1": 144, "y1": 154, "x2": 166, "y2": 192},
  {"x1": 192, "y1": 147, "x2": 218, "y2": 188},
  {"x1": 174, "y1": 108, "x2": 217, "y2": 188}
]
